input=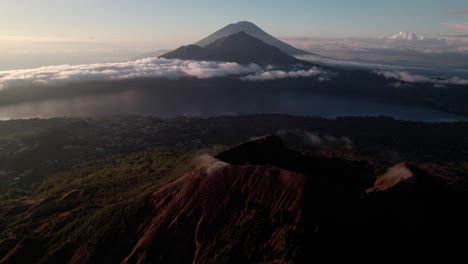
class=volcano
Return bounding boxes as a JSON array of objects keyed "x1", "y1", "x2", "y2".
[
  {"x1": 195, "y1": 21, "x2": 311, "y2": 56},
  {"x1": 119, "y1": 136, "x2": 467, "y2": 263}
]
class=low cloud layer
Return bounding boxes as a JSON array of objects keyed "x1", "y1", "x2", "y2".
[
  {"x1": 241, "y1": 67, "x2": 330, "y2": 81},
  {"x1": 0, "y1": 58, "x2": 265, "y2": 89},
  {"x1": 298, "y1": 54, "x2": 433, "y2": 72},
  {"x1": 376, "y1": 71, "x2": 468, "y2": 86},
  {"x1": 282, "y1": 35, "x2": 452, "y2": 53},
  {"x1": 282, "y1": 34, "x2": 468, "y2": 72},
  {"x1": 0, "y1": 58, "x2": 333, "y2": 90}
]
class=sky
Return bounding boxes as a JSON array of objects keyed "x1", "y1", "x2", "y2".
[{"x1": 0, "y1": 0, "x2": 467, "y2": 69}]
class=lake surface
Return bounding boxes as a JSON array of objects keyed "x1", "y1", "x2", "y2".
[{"x1": 0, "y1": 89, "x2": 465, "y2": 122}]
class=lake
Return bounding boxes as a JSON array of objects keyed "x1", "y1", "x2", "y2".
[{"x1": 0, "y1": 88, "x2": 465, "y2": 122}]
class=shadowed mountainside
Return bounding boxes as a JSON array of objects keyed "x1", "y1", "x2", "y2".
[
  {"x1": 120, "y1": 136, "x2": 468, "y2": 263},
  {"x1": 120, "y1": 136, "x2": 371, "y2": 263},
  {"x1": 161, "y1": 32, "x2": 303, "y2": 66}
]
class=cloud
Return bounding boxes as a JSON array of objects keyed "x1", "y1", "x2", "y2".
[
  {"x1": 282, "y1": 35, "x2": 468, "y2": 72},
  {"x1": 282, "y1": 35, "x2": 449, "y2": 53},
  {"x1": 240, "y1": 67, "x2": 330, "y2": 81},
  {"x1": 0, "y1": 58, "x2": 332, "y2": 90},
  {"x1": 286, "y1": 36, "x2": 468, "y2": 72},
  {"x1": 322, "y1": 134, "x2": 353, "y2": 148},
  {"x1": 304, "y1": 132, "x2": 323, "y2": 145},
  {"x1": 433, "y1": 84, "x2": 448, "y2": 89},
  {"x1": 389, "y1": 32, "x2": 424, "y2": 40},
  {"x1": 277, "y1": 129, "x2": 353, "y2": 150},
  {"x1": 444, "y1": 22, "x2": 468, "y2": 30},
  {"x1": 390, "y1": 82, "x2": 412, "y2": 88},
  {"x1": 376, "y1": 71, "x2": 468, "y2": 86},
  {"x1": 0, "y1": 58, "x2": 264, "y2": 89},
  {"x1": 298, "y1": 54, "x2": 433, "y2": 71}
]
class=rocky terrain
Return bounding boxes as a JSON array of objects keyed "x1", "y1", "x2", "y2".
[{"x1": 2, "y1": 130, "x2": 467, "y2": 263}]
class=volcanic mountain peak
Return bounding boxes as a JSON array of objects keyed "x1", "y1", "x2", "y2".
[
  {"x1": 366, "y1": 161, "x2": 452, "y2": 194},
  {"x1": 390, "y1": 31, "x2": 423, "y2": 40},
  {"x1": 161, "y1": 32, "x2": 303, "y2": 65},
  {"x1": 215, "y1": 134, "x2": 295, "y2": 166},
  {"x1": 136, "y1": 21, "x2": 312, "y2": 60},
  {"x1": 195, "y1": 21, "x2": 311, "y2": 55},
  {"x1": 124, "y1": 136, "x2": 466, "y2": 263},
  {"x1": 219, "y1": 21, "x2": 260, "y2": 32},
  {"x1": 366, "y1": 162, "x2": 413, "y2": 193},
  {"x1": 122, "y1": 136, "x2": 374, "y2": 263}
]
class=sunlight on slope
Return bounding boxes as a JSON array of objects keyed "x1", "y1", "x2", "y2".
[{"x1": 366, "y1": 162, "x2": 413, "y2": 193}]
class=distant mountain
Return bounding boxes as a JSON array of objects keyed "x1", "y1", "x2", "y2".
[
  {"x1": 161, "y1": 32, "x2": 303, "y2": 65},
  {"x1": 131, "y1": 49, "x2": 171, "y2": 60},
  {"x1": 390, "y1": 31, "x2": 424, "y2": 40},
  {"x1": 195, "y1": 21, "x2": 311, "y2": 55}
]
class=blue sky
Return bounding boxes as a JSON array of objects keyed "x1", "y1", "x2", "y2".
[{"x1": 1, "y1": 0, "x2": 466, "y2": 39}]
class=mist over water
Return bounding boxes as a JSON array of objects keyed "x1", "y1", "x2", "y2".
[{"x1": 0, "y1": 88, "x2": 464, "y2": 122}]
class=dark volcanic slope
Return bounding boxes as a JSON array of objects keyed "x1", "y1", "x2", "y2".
[
  {"x1": 122, "y1": 136, "x2": 373, "y2": 263},
  {"x1": 118, "y1": 135, "x2": 468, "y2": 263},
  {"x1": 123, "y1": 160, "x2": 307, "y2": 263},
  {"x1": 161, "y1": 32, "x2": 303, "y2": 65}
]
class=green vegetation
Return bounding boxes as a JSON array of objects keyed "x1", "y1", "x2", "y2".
[{"x1": 0, "y1": 148, "x2": 196, "y2": 263}]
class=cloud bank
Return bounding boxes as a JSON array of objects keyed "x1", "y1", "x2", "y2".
[
  {"x1": 298, "y1": 54, "x2": 433, "y2": 71},
  {"x1": 282, "y1": 33, "x2": 468, "y2": 71},
  {"x1": 241, "y1": 67, "x2": 330, "y2": 81},
  {"x1": 0, "y1": 58, "x2": 265, "y2": 89},
  {"x1": 282, "y1": 35, "x2": 451, "y2": 54},
  {"x1": 0, "y1": 58, "x2": 333, "y2": 90},
  {"x1": 376, "y1": 71, "x2": 468, "y2": 86}
]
